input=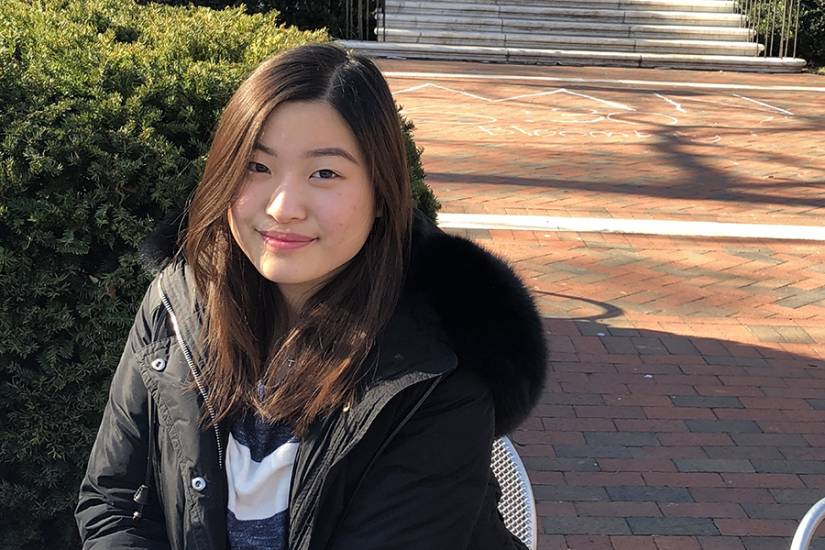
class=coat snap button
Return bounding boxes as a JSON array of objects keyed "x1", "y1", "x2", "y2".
[
  {"x1": 191, "y1": 476, "x2": 207, "y2": 492},
  {"x1": 151, "y1": 358, "x2": 166, "y2": 372}
]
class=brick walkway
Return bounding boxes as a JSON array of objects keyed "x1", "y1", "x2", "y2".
[
  {"x1": 379, "y1": 59, "x2": 825, "y2": 550},
  {"x1": 380, "y1": 60, "x2": 825, "y2": 227}
]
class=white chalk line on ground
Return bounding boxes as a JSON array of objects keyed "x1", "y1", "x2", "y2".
[
  {"x1": 438, "y1": 213, "x2": 825, "y2": 241},
  {"x1": 655, "y1": 93, "x2": 686, "y2": 113},
  {"x1": 394, "y1": 83, "x2": 637, "y2": 111},
  {"x1": 384, "y1": 71, "x2": 825, "y2": 93},
  {"x1": 731, "y1": 93, "x2": 794, "y2": 115}
]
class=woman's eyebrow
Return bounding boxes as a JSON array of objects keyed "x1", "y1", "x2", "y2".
[
  {"x1": 305, "y1": 147, "x2": 359, "y2": 166},
  {"x1": 253, "y1": 143, "x2": 359, "y2": 166}
]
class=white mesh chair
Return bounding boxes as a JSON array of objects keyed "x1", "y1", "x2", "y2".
[
  {"x1": 492, "y1": 436, "x2": 538, "y2": 550},
  {"x1": 791, "y1": 496, "x2": 825, "y2": 550}
]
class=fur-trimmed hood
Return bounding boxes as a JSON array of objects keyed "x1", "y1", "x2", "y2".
[{"x1": 138, "y1": 207, "x2": 546, "y2": 436}]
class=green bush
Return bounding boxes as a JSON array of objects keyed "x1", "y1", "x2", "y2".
[
  {"x1": 402, "y1": 114, "x2": 440, "y2": 218},
  {"x1": 141, "y1": 0, "x2": 374, "y2": 40},
  {"x1": 746, "y1": 0, "x2": 825, "y2": 63},
  {"x1": 0, "y1": 1, "x2": 437, "y2": 548},
  {"x1": 798, "y1": 0, "x2": 825, "y2": 64}
]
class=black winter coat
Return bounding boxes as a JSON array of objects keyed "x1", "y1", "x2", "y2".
[{"x1": 75, "y1": 208, "x2": 547, "y2": 550}]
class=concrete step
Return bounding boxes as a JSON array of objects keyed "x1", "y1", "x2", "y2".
[
  {"x1": 385, "y1": 1, "x2": 746, "y2": 26},
  {"x1": 380, "y1": 14, "x2": 754, "y2": 41},
  {"x1": 379, "y1": 28, "x2": 762, "y2": 55},
  {"x1": 338, "y1": 40, "x2": 806, "y2": 72},
  {"x1": 387, "y1": 0, "x2": 738, "y2": 13}
]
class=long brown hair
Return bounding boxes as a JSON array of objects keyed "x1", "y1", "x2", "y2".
[{"x1": 181, "y1": 44, "x2": 412, "y2": 438}]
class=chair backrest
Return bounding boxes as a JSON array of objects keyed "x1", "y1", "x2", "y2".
[
  {"x1": 491, "y1": 436, "x2": 537, "y2": 550},
  {"x1": 791, "y1": 496, "x2": 825, "y2": 550}
]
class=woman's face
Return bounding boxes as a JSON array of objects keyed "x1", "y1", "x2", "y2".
[{"x1": 227, "y1": 100, "x2": 375, "y2": 311}]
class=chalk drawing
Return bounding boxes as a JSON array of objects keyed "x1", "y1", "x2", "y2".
[
  {"x1": 674, "y1": 94, "x2": 794, "y2": 118},
  {"x1": 384, "y1": 70, "x2": 825, "y2": 93},
  {"x1": 655, "y1": 93, "x2": 687, "y2": 113},
  {"x1": 394, "y1": 82, "x2": 634, "y2": 111},
  {"x1": 392, "y1": 83, "x2": 431, "y2": 94},
  {"x1": 560, "y1": 89, "x2": 635, "y2": 112},
  {"x1": 475, "y1": 127, "x2": 651, "y2": 139},
  {"x1": 400, "y1": 106, "x2": 498, "y2": 125},
  {"x1": 732, "y1": 94, "x2": 794, "y2": 115},
  {"x1": 607, "y1": 112, "x2": 680, "y2": 126},
  {"x1": 544, "y1": 108, "x2": 604, "y2": 124},
  {"x1": 390, "y1": 81, "x2": 797, "y2": 145}
]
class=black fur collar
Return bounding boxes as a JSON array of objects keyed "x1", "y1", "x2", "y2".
[{"x1": 139, "y1": 207, "x2": 546, "y2": 436}]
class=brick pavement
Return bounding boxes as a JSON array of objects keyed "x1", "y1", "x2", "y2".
[
  {"x1": 379, "y1": 60, "x2": 825, "y2": 550},
  {"x1": 378, "y1": 59, "x2": 825, "y2": 227}
]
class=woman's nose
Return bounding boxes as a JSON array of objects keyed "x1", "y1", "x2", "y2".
[{"x1": 265, "y1": 178, "x2": 307, "y2": 223}]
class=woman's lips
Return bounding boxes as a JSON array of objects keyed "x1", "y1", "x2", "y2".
[{"x1": 259, "y1": 231, "x2": 316, "y2": 250}]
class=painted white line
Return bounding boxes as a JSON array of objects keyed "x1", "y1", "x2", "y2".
[
  {"x1": 384, "y1": 71, "x2": 825, "y2": 93},
  {"x1": 438, "y1": 213, "x2": 825, "y2": 241},
  {"x1": 732, "y1": 93, "x2": 794, "y2": 115},
  {"x1": 655, "y1": 93, "x2": 686, "y2": 113}
]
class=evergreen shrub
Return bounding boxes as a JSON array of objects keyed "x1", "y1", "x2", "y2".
[{"x1": 0, "y1": 1, "x2": 437, "y2": 547}]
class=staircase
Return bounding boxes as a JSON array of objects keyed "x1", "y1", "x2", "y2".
[{"x1": 337, "y1": 0, "x2": 806, "y2": 72}]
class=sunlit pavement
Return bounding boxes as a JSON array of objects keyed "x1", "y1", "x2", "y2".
[{"x1": 380, "y1": 58, "x2": 825, "y2": 550}]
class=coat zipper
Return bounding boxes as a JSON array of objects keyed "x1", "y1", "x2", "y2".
[
  {"x1": 157, "y1": 274, "x2": 224, "y2": 470},
  {"x1": 295, "y1": 372, "x2": 446, "y2": 550}
]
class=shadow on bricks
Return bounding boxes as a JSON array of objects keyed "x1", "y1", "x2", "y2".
[{"x1": 516, "y1": 293, "x2": 825, "y2": 550}]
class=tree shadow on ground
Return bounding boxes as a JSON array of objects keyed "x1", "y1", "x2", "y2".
[{"x1": 516, "y1": 292, "x2": 825, "y2": 549}]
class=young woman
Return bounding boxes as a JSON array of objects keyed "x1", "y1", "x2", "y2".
[{"x1": 75, "y1": 43, "x2": 546, "y2": 550}]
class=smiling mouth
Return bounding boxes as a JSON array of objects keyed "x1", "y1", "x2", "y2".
[
  {"x1": 260, "y1": 233, "x2": 317, "y2": 251},
  {"x1": 258, "y1": 229, "x2": 315, "y2": 241}
]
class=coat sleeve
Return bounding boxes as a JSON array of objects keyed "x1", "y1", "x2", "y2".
[
  {"x1": 75, "y1": 278, "x2": 171, "y2": 549},
  {"x1": 327, "y1": 368, "x2": 497, "y2": 550}
]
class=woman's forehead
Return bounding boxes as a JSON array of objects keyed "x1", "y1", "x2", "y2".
[{"x1": 256, "y1": 101, "x2": 361, "y2": 158}]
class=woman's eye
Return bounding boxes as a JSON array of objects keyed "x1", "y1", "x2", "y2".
[
  {"x1": 311, "y1": 169, "x2": 339, "y2": 180},
  {"x1": 247, "y1": 161, "x2": 270, "y2": 174}
]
